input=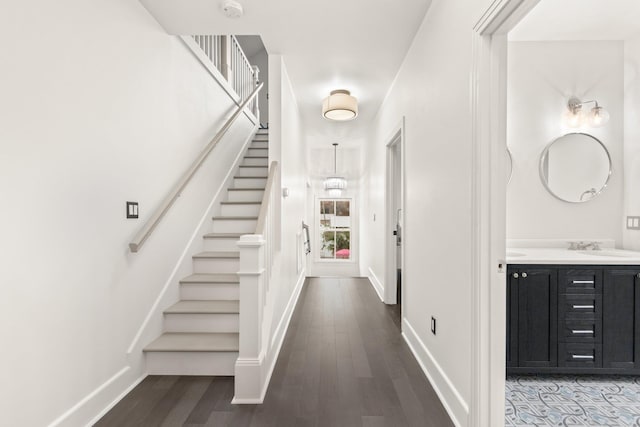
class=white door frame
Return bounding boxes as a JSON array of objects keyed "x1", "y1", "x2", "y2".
[
  {"x1": 385, "y1": 118, "x2": 405, "y2": 305},
  {"x1": 470, "y1": 1, "x2": 540, "y2": 425}
]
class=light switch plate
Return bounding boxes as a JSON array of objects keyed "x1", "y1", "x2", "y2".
[
  {"x1": 627, "y1": 216, "x2": 640, "y2": 230},
  {"x1": 127, "y1": 201, "x2": 139, "y2": 219}
]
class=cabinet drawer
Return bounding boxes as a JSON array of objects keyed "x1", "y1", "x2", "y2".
[
  {"x1": 559, "y1": 294, "x2": 601, "y2": 320},
  {"x1": 559, "y1": 342, "x2": 602, "y2": 368},
  {"x1": 560, "y1": 320, "x2": 601, "y2": 343},
  {"x1": 559, "y1": 269, "x2": 602, "y2": 294}
]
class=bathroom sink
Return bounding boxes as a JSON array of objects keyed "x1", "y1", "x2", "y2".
[
  {"x1": 506, "y1": 251, "x2": 525, "y2": 258},
  {"x1": 578, "y1": 250, "x2": 637, "y2": 258}
]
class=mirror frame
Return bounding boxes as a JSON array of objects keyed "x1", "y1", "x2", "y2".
[{"x1": 539, "y1": 132, "x2": 612, "y2": 204}]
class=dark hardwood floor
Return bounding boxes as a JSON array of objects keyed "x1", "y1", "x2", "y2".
[{"x1": 96, "y1": 277, "x2": 453, "y2": 426}]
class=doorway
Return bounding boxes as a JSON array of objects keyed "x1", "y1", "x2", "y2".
[{"x1": 385, "y1": 124, "x2": 404, "y2": 312}]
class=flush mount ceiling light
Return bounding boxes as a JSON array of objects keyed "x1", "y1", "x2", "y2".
[
  {"x1": 322, "y1": 89, "x2": 358, "y2": 121},
  {"x1": 222, "y1": 0, "x2": 243, "y2": 18},
  {"x1": 323, "y1": 143, "x2": 347, "y2": 196},
  {"x1": 564, "y1": 97, "x2": 610, "y2": 128}
]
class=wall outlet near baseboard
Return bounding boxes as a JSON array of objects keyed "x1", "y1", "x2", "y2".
[
  {"x1": 431, "y1": 316, "x2": 436, "y2": 335},
  {"x1": 627, "y1": 216, "x2": 640, "y2": 230}
]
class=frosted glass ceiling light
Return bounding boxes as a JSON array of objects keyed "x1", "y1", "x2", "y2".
[
  {"x1": 322, "y1": 89, "x2": 358, "y2": 121},
  {"x1": 564, "y1": 97, "x2": 609, "y2": 128},
  {"x1": 323, "y1": 143, "x2": 347, "y2": 195}
]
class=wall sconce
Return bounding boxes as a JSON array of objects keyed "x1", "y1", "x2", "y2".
[{"x1": 564, "y1": 97, "x2": 610, "y2": 128}]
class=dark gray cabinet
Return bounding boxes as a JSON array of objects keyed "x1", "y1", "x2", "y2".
[{"x1": 507, "y1": 264, "x2": 640, "y2": 375}]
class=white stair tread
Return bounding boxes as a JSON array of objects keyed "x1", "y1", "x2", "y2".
[
  {"x1": 144, "y1": 332, "x2": 239, "y2": 352},
  {"x1": 227, "y1": 188, "x2": 265, "y2": 191},
  {"x1": 243, "y1": 156, "x2": 268, "y2": 159},
  {"x1": 212, "y1": 216, "x2": 258, "y2": 220},
  {"x1": 234, "y1": 176, "x2": 268, "y2": 179},
  {"x1": 165, "y1": 300, "x2": 239, "y2": 314},
  {"x1": 203, "y1": 232, "x2": 244, "y2": 238},
  {"x1": 180, "y1": 273, "x2": 239, "y2": 283},
  {"x1": 220, "y1": 201, "x2": 261, "y2": 205},
  {"x1": 239, "y1": 166, "x2": 267, "y2": 168},
  {"x1": 193, "y1": 251, "x2": 240, "y2": 259}
]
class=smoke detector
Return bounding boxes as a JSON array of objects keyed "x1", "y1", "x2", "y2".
[{"x1": 222, "y1": 0, "x2": 244, "y2": 18}]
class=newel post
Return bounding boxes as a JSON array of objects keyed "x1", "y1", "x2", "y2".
[{"x1": 233, "y1": 234, "x2": 265, "y2": 403}]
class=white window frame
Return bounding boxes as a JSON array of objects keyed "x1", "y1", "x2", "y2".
[{"x1": 315, "y1": 196, "x2": 356, "y2": 264}]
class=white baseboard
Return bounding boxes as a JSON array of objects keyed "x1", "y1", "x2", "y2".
[
  {"x1": 402, "y1": 318, "x2": 469, "y2": 427},
  {"x1": 368, "y1": 267, "x2": 384, "y2": 302},
  {"x1": 46, "y1": 366, "x2": 144, "y2": 427}
]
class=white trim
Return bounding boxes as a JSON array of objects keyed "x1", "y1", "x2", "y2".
[
  {"x1": 384, "y1": 117, "x2": 405, "y2": 305},
  {"x1": 402, "y1": 319, "x2": 468, "y2": 427},
  {"x1": 126, "y1": 125, "x2": 258, "y2": 355},
  {"x1": 232, "y1": 268, "x2": 306, "y2": 404},
  {"x1": 47, "y1": 366, "x2": 143, "y2": 427},
  {"x1": 470, "y1": 1, "x2": 540, "y2": 426},
  {"x1": 368, "y1": 267, "x2": 384, "y2": 302}
]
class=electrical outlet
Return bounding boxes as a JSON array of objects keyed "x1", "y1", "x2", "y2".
[{"x1": 431, "y1": 316, "x2": 436, "y2": 335}]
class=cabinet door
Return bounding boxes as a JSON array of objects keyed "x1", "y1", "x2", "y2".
[
  {"x1": 506, "y1": 268, "x2": 518, "y2": 367},
  {"x1": 603, "y1": 269, "x2": 640, "y2": 370},
  {"x1": 518, "y1": 268, "x2": 558, "y2": 368}
]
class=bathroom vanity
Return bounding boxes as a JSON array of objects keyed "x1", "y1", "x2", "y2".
[{"x1": 506, "y1": 248, "x2": 640, "y2": 375}]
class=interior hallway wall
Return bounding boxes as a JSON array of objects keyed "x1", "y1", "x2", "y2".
[
  {"x1": 506, "y1": 41, "x2": 624, "y2": 245},
  {"x1": 0, "y1": 0, "x2": 256, "y2": 425}
]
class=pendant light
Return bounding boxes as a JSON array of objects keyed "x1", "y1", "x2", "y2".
[{"x1": 324, "y1": 143, "x2": 347, "y2": 195}]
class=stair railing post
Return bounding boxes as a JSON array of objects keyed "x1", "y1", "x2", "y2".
[
  {"x1": 252, "y1": 65, "x2": 260, "y2": 119},
  {"x1": 234, "y1": 234, "x2": 265, "y2": 402},
  {"x1": 221, "y1": 35, "x2": 233, "y2": 88}
]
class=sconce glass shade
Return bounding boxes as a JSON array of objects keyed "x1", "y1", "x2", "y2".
[
  {"x1": 563, "y1": 108, "x2": 584, "y2": 128},
  {"x1": 587, "y1": 105, "x2": 610, "y2": 127},
  {"x1": 322, "y1": 89, "x2": 358, "y2": 121}
]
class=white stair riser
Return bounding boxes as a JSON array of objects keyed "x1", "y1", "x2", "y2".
[
  {"x1": 203, "y1": 236, "x2": 242, "y2": 251},
  {"x1": 247, "y1": 148, "x2": 268, "y2": 157},
  {"x1": 193, "y1": 257, "x2": 239, "y2": 274},
  {"x1": 212, "y1": 219, "x2": 257, "y2": 233},
  {"x1": 237, "y1": 166, "x2": 268, "y2": 177},
  {"x1": 221, "y1": 203, "x2": 261, "y2": 216},
  {"x1": 164, "y1": 313, "x2": 239, "y2": 333},
  {"x1": 233, "y1": 177, "x2": 267, "y2": 189},
  {"x1": 242, "y1": 157, "x2": 268, "y2": 166},
  {"x1": 180, "y1": 283, "x2": 239, "y2": 300},
  {"x1": 146, "y1": 351, "x2": 237, "y2": 375},
  {"x1": 250, "y1": 141, "x2": 268, "y2": 149},
  {"x1": 227, "y1": 190, "x2": 264, "y2": 202}
]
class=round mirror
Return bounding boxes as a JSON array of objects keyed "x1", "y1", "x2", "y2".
[
  {"x1": 539, "y1": 133, "x2": 611, "y2": 203},
  {"x1": 506, "y1": 148, "x2": 513, "y2": 185}
]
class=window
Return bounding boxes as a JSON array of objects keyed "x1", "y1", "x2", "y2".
[{"x1": 319, "y1": 199, "x2": 352, "y2": 261}]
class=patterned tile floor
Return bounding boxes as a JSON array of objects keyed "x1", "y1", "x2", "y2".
[{"x1": 506, "y1": 375, "x2": 640, "y2": 426}]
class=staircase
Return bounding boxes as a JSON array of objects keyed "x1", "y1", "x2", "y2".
[{"x1": 143, "y1": 129, "x2": 269, "y2": 375}]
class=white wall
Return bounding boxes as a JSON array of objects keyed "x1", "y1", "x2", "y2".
[
  {"x1": 506, "y1": 41, "x2": 624, "y2": 245},
  {"x1": 624, "y1": 33, "x2": 640, "y2": 250},
  {"x1": 262, "y1": 54, "x2": 308, "y2": 368},
  {"x1": 0, "y1": 1, "x2": 255, "y2": 425},
  {"x1": 360, "y1": 0, "x2": 496, "y2": 424}
]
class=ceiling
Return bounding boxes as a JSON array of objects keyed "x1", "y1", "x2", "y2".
[
  {"x1": 139, "y1": 0, "x2": 432, "y2": 146},
  {"x1": 510, "y1": 0, "x2": 640, "y2": 41}
]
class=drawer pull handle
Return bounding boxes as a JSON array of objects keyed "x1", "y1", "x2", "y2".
[
  {"x1": 572, "y1": 329, "x2": 594, "y2": 334},
  {"x1": 572, "y1": 304, "x2": 595, "y2": 309},
  {"x1": 571, "y1": 354, "x2": 594, "y2": 360},
  {"x1": 572, "y1": 280, "x2": 594, "y2": 284}
]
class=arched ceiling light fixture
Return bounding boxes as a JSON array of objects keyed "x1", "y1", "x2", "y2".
[
  {"x1": 564, "y1": 97, "x2": 610, "y2": 128},
  {"x1": 322, "y1": 89, "x2": 358, "y2": 121},
  {"x1": 324, "y1": 143, "x2": 347, "y2": 196}
]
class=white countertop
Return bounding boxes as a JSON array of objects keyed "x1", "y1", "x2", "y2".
[{"x1": 506, "y1": 247, "x2": 640, "y2": 265}]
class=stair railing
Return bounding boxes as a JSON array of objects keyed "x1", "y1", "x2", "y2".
[
  {"x1": 128, "y1": 82, "x2": 263, "y2": 253},
  {"x1": 235, "y1": 160, "x2": 279, "y2": 401},
  {"x1": 191, "y1": 35, "x2": 260, "y2": 118}
]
